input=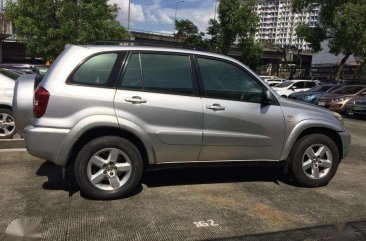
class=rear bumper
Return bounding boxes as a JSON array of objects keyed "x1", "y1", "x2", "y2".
[
  {"x1": 339, "y1": 130, "x2": 351, "y2": 159},
  {"x1": 24, "y1": 125, "x2": 70, "y2": 165}
]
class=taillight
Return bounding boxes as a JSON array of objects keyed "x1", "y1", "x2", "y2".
[{"x1": 34, "y1": 87, "x2": 50, "y2": 118}]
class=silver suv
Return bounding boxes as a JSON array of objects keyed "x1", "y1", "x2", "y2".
[{"x1": 13, "y1": 45, "x2": 351, "y2": 199}]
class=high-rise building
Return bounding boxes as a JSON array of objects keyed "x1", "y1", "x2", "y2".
[{"x1": 254, "y1": 0, "x2": 320, "y2": 51}]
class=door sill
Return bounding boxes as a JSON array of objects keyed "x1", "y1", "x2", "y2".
[{"x1": 149, "y1": 160, "x2": 281, "y2": 171}]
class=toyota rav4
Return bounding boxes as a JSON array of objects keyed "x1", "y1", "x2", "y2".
[{"x1": 13, "y1": 45, "x2": 351, "y2": 199}]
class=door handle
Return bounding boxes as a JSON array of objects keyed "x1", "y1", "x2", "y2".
[
  {"x1": 206, "y1": 104, "x2": 225, "y2": 111},
  {"x1": 125, "y1": 96, "x2": 147, "y2": 104}
]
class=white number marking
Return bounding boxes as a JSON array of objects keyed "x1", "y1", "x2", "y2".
[{"x1": 193, "y1": 220, "x2": 219, "y2": 228}]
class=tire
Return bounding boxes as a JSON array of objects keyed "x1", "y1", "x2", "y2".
[
  {"x1": 288, "y1": 134, "x2": 340, "y2": 187},
  {"x1": 74, "y1": 136, "x2": 143, "y2": 200},
  {"x1": 346, "y1": 107, "x2": 354, "y2": 117},
  {"x1": 0, "y1": 109, "x2": 17, "y2": 139}
]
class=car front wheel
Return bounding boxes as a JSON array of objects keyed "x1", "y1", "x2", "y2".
[
  {"x1": 288, "y1": 134, "x2": 340, "y2": 187},
  {"x1": 74, "y1": 136, "x2": 143, "y2": 199}
]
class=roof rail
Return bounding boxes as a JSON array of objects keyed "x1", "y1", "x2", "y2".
[{"x1": 92, "y1": 39, "x2": 206, "y2": 51}]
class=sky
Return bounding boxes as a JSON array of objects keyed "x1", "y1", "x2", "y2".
[{"x1": 108, "y1": 0, "x2": 218, "y2": 34}]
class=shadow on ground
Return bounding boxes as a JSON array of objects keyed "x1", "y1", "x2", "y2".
[
  {"x1": 36, "y1": 161, "x2": 79, "y2": 196},
  {"x1": 203, "y1": 220, "x2": 366, "y2": 241},
  {"x1": 142, "y1": 164, "x2": 285, "y2": 187},
  {"x1": 36, "y1": 160, "x2": 289, "y2": 199}
]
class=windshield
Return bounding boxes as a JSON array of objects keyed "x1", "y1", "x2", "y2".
[
  {"x1": 275, "y1": 81, "x2": 293, "y2": 88},
  {"x1": 332, "y1": 86, "x2": 365, "y2": 95}
]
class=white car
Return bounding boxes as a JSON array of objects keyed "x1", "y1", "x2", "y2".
[
  {"x1": 0, "y1": 69, "x2": 21, "y2": 139},
  {"x1": 268, "y1": 81, "x2": 283, "y2": 87},
  {"x1": 272, "y1": 80, "x2": 320, "y2": 97},
  {"x1": 259, "y1": 75, "x2": 286, "y2": 82}
]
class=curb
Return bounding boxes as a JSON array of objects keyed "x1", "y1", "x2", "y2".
[{"x1": 0, "y1": 139, "x2": 25, "y2": 149}]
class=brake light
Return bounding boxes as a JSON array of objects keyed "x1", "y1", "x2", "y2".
[{"x1": 34, "y1": 87, "x2": 50, "y2": 118}]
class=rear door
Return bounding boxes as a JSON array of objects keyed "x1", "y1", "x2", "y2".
[
  {"x1": 195, "y1": 56, "x2": 285, "y2": 161},
  {"x1": 114, "y1": 52, "x2": 203, "y2": 163}
]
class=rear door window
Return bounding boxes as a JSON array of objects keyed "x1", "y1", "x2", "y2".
[
  {"x1": 120, "y1": 53, "x2": 194, "y2": 95},
  {"x1": 69, "y1": 53, "x2": 120, "y2": 87}
]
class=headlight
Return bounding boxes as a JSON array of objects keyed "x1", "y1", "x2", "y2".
[
  {"x1": 333, "y1": 96, "x2": 351, "y2": 102},
  {"x1": 333, "y1": 112, "x2": 344, "y2": 126}
]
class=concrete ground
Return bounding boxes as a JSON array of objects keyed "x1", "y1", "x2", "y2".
[{"x1": 0, "y1": 118, "x2": 365, "y2": 241}]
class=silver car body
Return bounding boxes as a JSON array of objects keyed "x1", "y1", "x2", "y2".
[{"x1": 13, "y1": 45, "x2": 351, "y2": 167}]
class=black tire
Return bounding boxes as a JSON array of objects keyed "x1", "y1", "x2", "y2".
[
  {"x1": 288, "y1": 134, "x2": 340, "y2": 187},
  {"x1": 0, "y1": 108, "x2": 17, "y2": 139},
  {"x1": 74, "y1": 136, "x2": 143, "y2": 200}
]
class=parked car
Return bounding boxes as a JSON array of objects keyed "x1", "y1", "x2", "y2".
[
  {"x1": 288, "y1": 84, "x2": 343, "y2": 103},
  {"x1": 13, "y1": 45, "x2": 351, "y2": 199},
  {"x1": 316, "y1": 85, "x2": 366, "y2": 113},
  {"x1": 259, "y1": 75, "x2": 286, "y2": 87},
  {"x1": 345, "y1": 94, "x2": 366, "y2": 117},
  {"x1": 0, "y1": 69, "x2": 22, "y2": 139},
  {"x1": 272, "y1": 80, "x2": 320, "y2": 97},
  {"x1": 268, "y1": 81, "x2": 283, "y2": 87},
  {"x1": 259, "y1": 75, "x2": 286, "y2": 82}
]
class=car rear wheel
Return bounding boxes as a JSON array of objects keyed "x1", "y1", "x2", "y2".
[
  {"x1": 74, "y1": 136, "x2": 143, "y2": 199},
  {"x1": 288, "y1": 134, "x2": 339, "y2": 187},
  {"x1": 0, "y1": 109, "x2": 17, "y2": 139}
]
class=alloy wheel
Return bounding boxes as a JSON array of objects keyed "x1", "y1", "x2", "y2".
[
  {"x1": 0, "y1": 113, "x2": 16, "y2": 138},
  {"x1": 87, "y1": 148, "x2": 132, "y2": 191},
  {"x1": 302, "y1": 144, "x2": 333, "y2": 179}
]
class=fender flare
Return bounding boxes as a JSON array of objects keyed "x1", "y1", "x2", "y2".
[
  {"x1": 56, "y1": 115, "x2": 156, "y2": 166},
  {"x1": 280, "y1": 119, "x2": 343, "y2": 161}
]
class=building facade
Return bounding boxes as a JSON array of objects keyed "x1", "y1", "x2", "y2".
[{"x1": 254, "y1": 0, "x2": 319, "y2": 51}]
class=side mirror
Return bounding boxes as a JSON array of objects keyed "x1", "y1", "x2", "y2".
[{"x1": 263, "y1": 90, "x2": 273, "y2": 105}]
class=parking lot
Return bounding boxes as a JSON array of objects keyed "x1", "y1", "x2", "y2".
[{"x1": 0, "y1": 117, "x2": 365, "y2": 241}]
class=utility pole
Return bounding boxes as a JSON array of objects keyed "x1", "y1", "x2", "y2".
[
  {"x1": 128, "y1": 0, "x2": 131, "y2": 33},
  {"x1": 214, "y1": 0, "x2": 218, "y2": 22},
  {"x1": 174, "y1": 0, "x2": 184, "y2": 35}
]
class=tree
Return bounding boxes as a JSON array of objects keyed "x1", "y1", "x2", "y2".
[
  {"x1": 5, "y1": 0, "x2": 128, "y2": 61},
  {"x1": 207, "y1": 0, "x2": 262, "y2": 69},
  {"x1": 175, "y1": 19, "x2": 207, "y2": 49},
  {"x1": 293, "y1": 0, "x2": 366, "y2": 82}
]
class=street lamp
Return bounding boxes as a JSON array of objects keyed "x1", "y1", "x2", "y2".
[{"x1": 174, "y1": 0, "x2": 184, "y2": 34}]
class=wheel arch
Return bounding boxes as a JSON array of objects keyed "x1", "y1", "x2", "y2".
[
  {"x1": 295, "y1": 127, "x2": 343, "y2": 159},
  {"x1": 64, "y1": 126, "x2": 152, "y2": 169},
  {"x1": 0, "y1": 104, "x2": 12, "y2": 111},
  {"x1": 281, "y1": 121, "x2": 344, "y2": 162}
]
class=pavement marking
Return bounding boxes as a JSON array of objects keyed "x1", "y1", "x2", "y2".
[
  {"x1": 193, "y1": 220, "x2": 219, "y2": 228},
  {"x1": 0, "y1": 148, "x2": 27, "y2": 152}
]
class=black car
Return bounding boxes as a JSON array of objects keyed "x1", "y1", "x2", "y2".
[{"x1": 288, "y1": 84, "x2": 343, "y2": 103}]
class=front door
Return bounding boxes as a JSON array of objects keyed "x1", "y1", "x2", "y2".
[{"x1": 195, "y1": 56, "x2": 286, "y2": 161}]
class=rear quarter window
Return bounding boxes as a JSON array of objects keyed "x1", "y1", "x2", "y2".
[{"x1": 68, "y1": 53, "x2": 120, "y2": 87}]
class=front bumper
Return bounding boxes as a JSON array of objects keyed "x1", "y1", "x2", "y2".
[
  {"x1": 347, "y1": 105, "x2": 366, "y2": 116},
  {"x1": 339, "y1": 130, "x2": 351, "y2": 159},
  {"x1": 24, "y1": 125, "x2": 70, "y2": 165}
]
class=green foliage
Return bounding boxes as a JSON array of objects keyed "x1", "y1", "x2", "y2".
[
  {"x1": 292, "y1": 0, "x2": 366, "y2": 80},
  {"x1": 207, "y1": 0, "x2": 262, "y2": 68},
  {"x1": 174, "y1": 19, "x2": 208, "y2": 49},
  {"x1": 5, "y1": 0, "x2": 128, "y2": 61}
]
